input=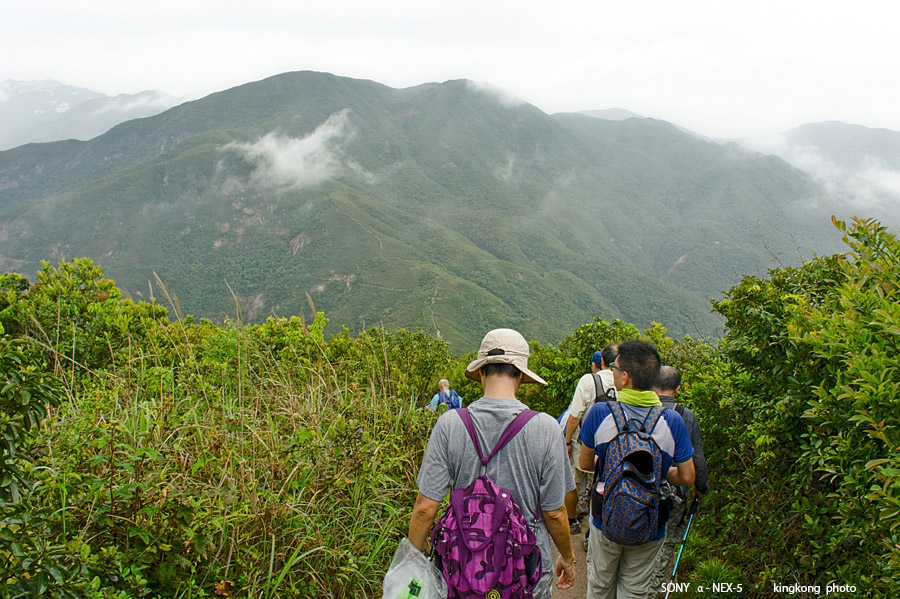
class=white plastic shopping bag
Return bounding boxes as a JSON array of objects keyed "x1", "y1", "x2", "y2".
[{"x1": 382, "y1": 537, "x2": 447, "y2": 599}]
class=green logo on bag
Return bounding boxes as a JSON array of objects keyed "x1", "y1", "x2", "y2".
[
  {"x1": 407, "y1": 580, "x2": 421, "y2": 596},
  {"x1": 486, "y1": 591, "x2": 501, "y2": 599}
]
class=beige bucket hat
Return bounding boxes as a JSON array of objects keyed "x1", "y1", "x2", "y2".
[{"x1": 464, "y1": 328, "x2": 547, "y2": 385}]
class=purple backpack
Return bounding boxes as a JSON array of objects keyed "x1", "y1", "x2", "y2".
[{"x1": 431, "y1": 409, "x2": 542, "y2": 599}]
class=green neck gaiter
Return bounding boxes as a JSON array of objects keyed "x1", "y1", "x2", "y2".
[{"x1": 617, "y1": 388, "x2": 662, "y2": 407}]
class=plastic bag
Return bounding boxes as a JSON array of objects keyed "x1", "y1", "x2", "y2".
[{"x1": 382, "y1": 537, "x2": 447, "y2": 599}]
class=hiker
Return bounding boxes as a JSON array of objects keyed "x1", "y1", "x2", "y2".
[
  {"x1": 407, "y1": 328, "x2": 578, "y2": 596},
  {"x1": 426, "y1": 378, "x2": 463, "y2": 412},
  {"x1": 579, "y1": 340, "x2": 695, "y2": 599},
  {"x1": 563, "y1": 345, "x2": 618, "y2": 530},
  {"x1": 649, "y1": 366, "x2": 709, "y2": 592}
]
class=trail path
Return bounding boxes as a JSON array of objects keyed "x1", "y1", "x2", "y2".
[{"x1": 332, "y1": 201, "x2": 386, "y2": 259}]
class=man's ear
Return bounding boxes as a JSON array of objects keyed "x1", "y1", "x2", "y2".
[{"x1": 675, "y1": 384, "x2": 682, "y2": 395}]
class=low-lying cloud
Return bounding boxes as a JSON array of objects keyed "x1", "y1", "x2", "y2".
[
  {"x1": 465, "y1": 81, "x2": 526, "y2": 108},
  {"x1": 225, "y1": 110, "x2": 375, "y2": 191},
  {"x1": 743, "y1": 134, "x2": 900, "y2": 221},
  {"x1": 91, "y1": 91, "x2": 181, "y2": 115}
]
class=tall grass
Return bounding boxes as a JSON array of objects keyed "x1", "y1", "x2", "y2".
[{"x1": 27, "y1": 303, "x2": 449, "y2": 598}]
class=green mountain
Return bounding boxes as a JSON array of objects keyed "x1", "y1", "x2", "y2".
[{"x1": 0, "y1": 71, "x2": 845, "y2": 348}]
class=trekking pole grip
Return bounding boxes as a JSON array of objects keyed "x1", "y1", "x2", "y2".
[{"x1": 689, "y1": 495, "x2": 700, "y2": 515}]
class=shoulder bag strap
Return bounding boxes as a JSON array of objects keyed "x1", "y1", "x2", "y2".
[{"x1": 457, "y1": 408, "x2": 539, "y2": 467}]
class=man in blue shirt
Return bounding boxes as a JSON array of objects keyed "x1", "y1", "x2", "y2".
[{"x1": 579, "y1": 340, "x2": 695, "y2": 599}]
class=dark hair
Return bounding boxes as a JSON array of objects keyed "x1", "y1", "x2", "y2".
[
  {"x1": 482, "y1": 348, "x2": 521, "y2": 379},
  {"x1": 482, "y1": 363, "x2": 522, "y2": 378},
  {"x1": 616, "y1": 340, "x2": 661, "y2": 391},
  {"x1": 654, "y1": 365, "x2": 681, "y2": 392},
  {"x1": 601, "y1": 344, "x2": 619, "y2": 369}
]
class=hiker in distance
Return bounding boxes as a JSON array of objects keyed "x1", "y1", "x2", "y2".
[
  {"x1": 563, "y1": 345, "x2": 618, "y2": 528},
  {"x1": 579, "y1": 340, "x2": 695, "y2": 599},
  {"x1": 649, "y1": 366, "x2": 709, "y2": 592},
  {"x1": 426, "y1": 378, "x2": 464, "y2": 412},
  {"x1": 407, "y1": 328, "x2": 578, "y2": 597}
]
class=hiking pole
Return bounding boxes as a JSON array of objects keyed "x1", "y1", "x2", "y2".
[{"x1": 664, "y1": 496, "x2": 700, "y2": 599}]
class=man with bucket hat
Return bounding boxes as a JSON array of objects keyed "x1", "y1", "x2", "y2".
[{"x1": 407, "y1": 328, "x2": 578, "y2": 597}]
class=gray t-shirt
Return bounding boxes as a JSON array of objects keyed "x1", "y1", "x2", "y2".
[{"x1": 417, "y1": 396, "x2": 575, "y2": 584}]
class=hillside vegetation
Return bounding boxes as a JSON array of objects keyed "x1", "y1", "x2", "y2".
[
  {"x1": 0, "y1": 217, "x2": 897, "y2": 597},
  {"x1": 0, "y1": 71, "x2": 848, "y2": 348}
]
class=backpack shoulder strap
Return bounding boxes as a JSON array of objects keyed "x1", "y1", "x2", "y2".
[
  {"x1": 457, "y1": 408, "x2": 538, "y2": 467},
  {"x1": 675, "y1": 403, "x2": 685, "y2": 418},
  {"x1": 607, "y1": 401, "x2": 626, "y2": 433},
  {"x1": 597, "y1": 402, "x2": 626, "y2": 481},
  {"x1": 591, "y1": 372, "x2": 605, "y2": 402},
  {"x1": 642, "y1": 405, "x2": 666, "y2": 434}
]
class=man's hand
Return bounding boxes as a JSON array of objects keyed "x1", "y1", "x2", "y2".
[{"x1": 554, "y1": 554, "x2": 576, "y2": 589}]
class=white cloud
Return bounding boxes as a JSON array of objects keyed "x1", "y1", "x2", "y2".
[
  {"x1": 745, "y1": 135, "x2": 900, "y2": 217},
  {"x1": 465, "y1": 81, "x2": 526, "y2": 108},
  {"x1": 91, "y1": 92, "x2": 181, "y2": 115},
  {"x1": 224, "y1": 110, "x2": 375, "y2": 191},
  {"x1": 494, "y1": 154, "x2": 516, "y2": 183}
]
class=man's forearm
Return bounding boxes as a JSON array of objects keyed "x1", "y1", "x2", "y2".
[
  {"x1": 543, "y1": 504, "x2": 576, "y2": 563},
  {"x1": 579, "y1": 446, "x2": 596, "y2": 472},
  {"x1": 564, "y1": 415, "x2": 579, "y2": 443},
  {"x1": 666, "y1": 459, "x2": 696, "y2": 487},
  {"x1": 408, "y1": 492, "x2": 441, "y2": 552}
]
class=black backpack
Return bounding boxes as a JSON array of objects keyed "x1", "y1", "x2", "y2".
[
  {"x1": 573, "y1": 373, "x2": 616, "y2": 432},
  {"x1": 590, "y1": 372, "x2": 616, "y2": 403}
]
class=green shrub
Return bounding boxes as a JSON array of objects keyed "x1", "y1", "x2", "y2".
[{"x1": 0, "y1": 338, "x2": 74, "y2": 598}]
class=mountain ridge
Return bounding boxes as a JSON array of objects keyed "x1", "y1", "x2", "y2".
[
  {"x1": 0, "y1": 71, "x2": 848, "y2": 348},
  {"x1": 0, "y1": 79, "x2": 181, "y2": 151}
]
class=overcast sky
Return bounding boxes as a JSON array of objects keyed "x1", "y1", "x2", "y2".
[{"x1": 3, "y1": 0, "x2": 898, "y2": 139}]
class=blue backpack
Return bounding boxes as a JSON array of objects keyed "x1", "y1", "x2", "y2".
[
  {"x1": 556, "y1": 408, "x2": 569, "y2": 432},
  {"x1": 593, "y1": 402, "x2": 666, "y2": 545},
  {"x1": 439, "y1": 389, "x2": 462, "y2": 410}
]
